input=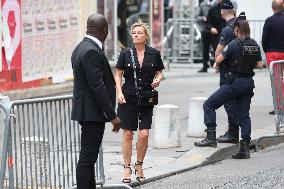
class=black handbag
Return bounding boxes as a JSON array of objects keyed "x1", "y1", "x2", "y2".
[
  {"x1": 130, "y1": 49, "x2": 158, "y2": 106},
  {"x1": 138, "y1": 90, "x2": 158, "y2": 106}
]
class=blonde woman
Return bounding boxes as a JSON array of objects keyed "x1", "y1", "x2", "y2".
[{"x1": 115, "y1": 21, "x2": 164, "y2": 183}]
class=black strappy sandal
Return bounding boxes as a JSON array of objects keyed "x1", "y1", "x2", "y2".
[
  {"x1": 122, "y1": 164, "x2": 132, "y2": 183},
  {"x1": 134, "y1": 161, "x2": 145, "y2": 183}
]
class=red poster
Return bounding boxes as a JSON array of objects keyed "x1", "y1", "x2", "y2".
[
  {"x1": 0, "y1": 0, "x2": 39, "y2": 91},
  {"x1": 152, "y1": 0, "x2": 164, "y2": 50}
]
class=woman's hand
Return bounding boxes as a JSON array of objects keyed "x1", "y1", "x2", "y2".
[
  {"x1": 151, "y1": 78, "x2": 161, "y2": 88},
  {"x1": 118, "y1": 93, "x2": 126, "y2": 104},
  {"x1": 152, "y1": 71, "x2": 163, "y2": 88}
]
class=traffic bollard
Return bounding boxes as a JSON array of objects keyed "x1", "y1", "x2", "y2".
[
  {"x1": 187, "y1": 97, "x2": 207, "y2": 137},
  {"x1": 154, "y1": 104, "x2": 181, "y2": 148}
]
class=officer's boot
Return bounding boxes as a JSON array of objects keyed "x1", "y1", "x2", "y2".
[
  {"x1": 232, "y1": 140, "x2": 250, "y2": 159},
  {"x1": 194, "y1": 128, "x2": 217, "y2": 147},
  {"x1": 217, "y1": 126, "x2": 239, "y2": 144}
]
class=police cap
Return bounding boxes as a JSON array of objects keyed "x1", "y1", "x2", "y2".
[{"x1": 220, "y1": 0, "x2": 234, "y2": 10}]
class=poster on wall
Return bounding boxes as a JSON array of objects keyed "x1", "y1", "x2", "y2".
[
  {"x1": 21, "y1": 0, "x2": 80, "y2": 82},
  {"x1": 152, "y1": 0, "x2": 163, "y2": 50},
  {"x1": 0, "y1": 0, "x2": 22, "y2": 89},
  {"x1": 0, "y1": 7, "x2": 2, "y2": 72},
  {"x1": 105, "y1": 0, "x2": 116, "y2": 62},
  {"x1": 21, "y1": 0, "x2": 43, "y2": 82}
]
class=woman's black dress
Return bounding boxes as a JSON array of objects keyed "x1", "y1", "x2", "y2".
[{"x1": 116, "y1": 46, "x2": 165, "y2": 131}]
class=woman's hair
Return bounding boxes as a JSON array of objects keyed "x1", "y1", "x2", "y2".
[
  {"x1": 235, "y1": 20, "x2": 250, "y2": 37},
  {"x1": 131, "y1": 19, "x2": 150, "y2": 40},
  {"x1": 234, "y1": 12, "x2": 250, "y2": 37}
]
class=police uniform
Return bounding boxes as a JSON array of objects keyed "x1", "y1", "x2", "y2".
[
  {"x1": 216, "y1": 0, "x2": 240, "y2": 143},
  {"x1": 196, "y1": 35, "x2": 262, "y2": 157},
  {"x1": 116, "y1": 46, "x2": 165, "y2": 131},
  {"x1": 218, "y1": 16, "x2": 240, "y2": 131},
  {"x1": 194, "y1": 11, "x2": 262, "y2": 153},
  {"x1": 218, "y1": 18, "x2": 236, "y2": 53},
  {"x1": 205, "y1": 37, "x2": 262, "y2": 139}
]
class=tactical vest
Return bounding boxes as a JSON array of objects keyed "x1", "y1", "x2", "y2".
[{"x1": 228, "y1": 37, "x2": 260, "y2": 75}]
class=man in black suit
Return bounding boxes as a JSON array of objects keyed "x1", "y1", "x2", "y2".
[
  {"x1": 71, "y1": 14, "x2": 120, "y2": 189},
  {"x1": 206, "y1": 0, "x2": 226, "y2": 60}
]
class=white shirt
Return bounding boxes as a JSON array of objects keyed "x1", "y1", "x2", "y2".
[{"x1": 85, "y1": 34, "x2": 103, "y2": 50}]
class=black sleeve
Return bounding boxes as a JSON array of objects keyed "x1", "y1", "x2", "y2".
[
  {"x1": 257, "y1": 47, "x2": 263, "y2": 61},
  {"x1": 198, "y1": 3, "x2": 204, "y2": 17},
  {"x1": 116, "y1": 51, "x2": 125, "y2": 70},
  {"x1": 262, "y1": 19, "x2": 269, "y2": 53},
  {"x1": 155, "y1": 51, "x2": 165, "y2": 71},
  {"x1": 82, "y1": 49, "x2": 116, "y2": 121},
  {"x1": 206, "y1": 8, "x2": 213, "y2": 30}
]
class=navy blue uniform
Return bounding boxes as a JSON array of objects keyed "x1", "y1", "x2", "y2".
[
  {"x1": 204, "y1": 38, "x2": 262, "y2": 142},
  {"x1": 216, "y1": 18, "x2": 239, "y2": 128},
  {"x1": 219, "y1": 19, "x2": 235, "y2": 46},
  {"x1": 219, "y1": 18, "x2": 236, "y2": 82}
]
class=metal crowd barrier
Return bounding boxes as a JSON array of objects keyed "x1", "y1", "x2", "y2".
[
  {"x1": 162, "y1": 19, "x2": 265, "y2": 65},
  {"x1": 269, "y1": 60, "x2": 284, "y2": 134},
  {"x1": 0, "y1": 95, "x2": 132, "y2": 189},
  {"x1": 0, "y1": 101, "x2": 12, "y2": 189}
]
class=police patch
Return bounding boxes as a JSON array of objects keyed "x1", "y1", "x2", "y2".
[
  {"x1": 243, "y1": 46, "x2": 259, "y2": 55},
  {"x1": 223, "y1": 45, "x2": 228, "y2": 52}
]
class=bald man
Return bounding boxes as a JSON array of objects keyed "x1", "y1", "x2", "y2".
[
  {"x1": 71, "y1": 14, "x2": 120, "y2": 188},
  {"x1": 262, "y1": 0, "x2": 284, "y2": 115}
]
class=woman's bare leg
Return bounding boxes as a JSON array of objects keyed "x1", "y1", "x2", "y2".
[
  {"x1": 122, "y1": 129, "x2": 133, "y2": 181},
  {"x1": 135, "y1": 129, "x2": 149, "y2": 181}
]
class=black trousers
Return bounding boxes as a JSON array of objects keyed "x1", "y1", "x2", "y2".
[
  {"x1": 76, "y1": 121, "x2": 105, "y2": 189},
  {"x1": 201, "y1": 31, "x2": 211, "y2": 69}
]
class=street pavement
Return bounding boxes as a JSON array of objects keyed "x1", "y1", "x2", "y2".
[
  {"x1": 100, "y1": 66, "x2": 281, "y2": 188},
  {"x1": 135, "y1": 143, "x2": 284, "y2": 189},
  {"x1": 2, "y1": 65, "x2": 283, "y2": 188}
]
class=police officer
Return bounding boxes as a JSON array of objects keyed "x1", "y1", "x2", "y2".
[
  {"x1": 195, "y1": 13, "x2": 263, "y2": 159},
  {"x1": 194, "y1": 1, "x2": 237, "y2": 147},
  {"x1": 215, "y1": 0, "x2": 240, "y2": 144}
]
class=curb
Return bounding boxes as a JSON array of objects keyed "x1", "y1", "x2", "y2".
[
  {"x1": 129, "y1": 134, "x2": 284, "y2": 188},
  {"x1": 3, "y1": 73, "x2": 215, "y2": 100},
  {"x1": 3, "y1": 82, "x2": 73, "y2": 100},
  {"x1": 254, "y1": 134, "x2": 284, "y2": 152}
]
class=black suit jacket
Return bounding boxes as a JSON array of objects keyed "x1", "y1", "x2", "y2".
[
  {"x1": 206, "y1": 3, "x2": 226, "y2": 36},
  {"x1": 71, "y1": 37, "x2": 116, "y2": 123}
]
